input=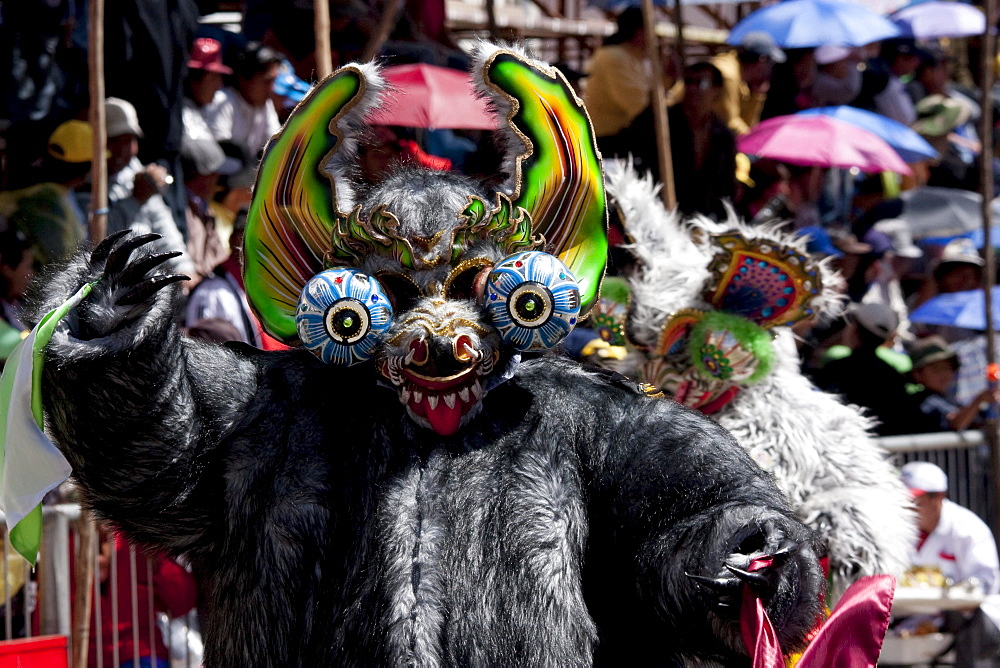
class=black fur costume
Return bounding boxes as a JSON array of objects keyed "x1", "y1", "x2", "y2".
[{"x1": 33, "y1": 44, "x2": 823, "y2": 666}]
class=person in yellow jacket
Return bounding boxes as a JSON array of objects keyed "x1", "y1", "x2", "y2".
[
  {"x1": 583, "y1": 7, "x2": 679, "y2": 156},
  {"x1": 711, "y1": 32, "x2": 786, "y2": 135}
]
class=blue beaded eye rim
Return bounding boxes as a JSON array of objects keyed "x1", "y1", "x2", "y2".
[
  {"x1": 484, "y1": 251, "x2": 581, "y2": 351},
  {"x1": 296, "y1": 269, "x2": 393, "y2": 366}
]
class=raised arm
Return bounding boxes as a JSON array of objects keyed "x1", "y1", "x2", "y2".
[
  {"x1": 578, "y1": 377, "x2": 823, "y2": 664},
  {"x1": 33, "y1": 233, "x2": 259, "y2": 551}
]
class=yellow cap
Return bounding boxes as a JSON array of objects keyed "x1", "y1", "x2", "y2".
[{"x1": 47, "y1": 120, "x2": 94, "y2": 163}]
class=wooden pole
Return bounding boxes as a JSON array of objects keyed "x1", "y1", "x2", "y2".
[
  {"x1": 362, "y1": 0, "x2": 407, "y2": 63},
  {"x1": 76, "y1": 1, "x2": 105, "y2": 663},
  {"x1": 672, "y1": 0, "x2": 686, "y2": 70},
  {"x1": 72, "y1": 513, "x2": 97, "y2": 668},
  {"x1": 87, "y1": 0, "x2": 107, "y2": 245},
  {"x1": 486, "y1": 0, "x2": 499, "y2": 41},
  {"x1": 641, "y1": 0, "x2": 676, "y2": 208},
  {"x1": 980, "y1": 0, "x2": 1000, "y2": 542},
  {"x1": 314, "y1": 0, "x2": 332, "y2": 78}
]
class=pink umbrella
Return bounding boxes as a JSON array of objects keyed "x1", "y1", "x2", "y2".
[
  {"x1": 367, "y1": 63, "x2": 498, "y2": 130},
  {"x1": 738, "y1": 114, "x2": 912, "y2": 175}
]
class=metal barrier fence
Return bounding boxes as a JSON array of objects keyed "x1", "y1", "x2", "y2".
[
  {"x1": 0, "y1": 505, "x2": 201, "y2": 668},
  {"x1": 878, "y1": 430, "x2": 994, "y2": 528}
]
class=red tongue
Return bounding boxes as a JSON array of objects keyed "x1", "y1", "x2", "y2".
[{"x1": 425, "y1": 395, "x2": 464, "y2": 436}]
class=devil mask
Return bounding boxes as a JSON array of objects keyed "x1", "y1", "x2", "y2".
[{"x1": 243, "y1": 44, "x2": 608, "y2": 435}]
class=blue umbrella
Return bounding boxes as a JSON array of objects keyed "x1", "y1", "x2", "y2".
[
  {"x1": 797, "y1": 106, "x2": 938, "y2": 163},
  {"x1": 910, "y1": 286, "x2": 1000, "y2": 331},
  {"x1": 727, "y1": 0, "x2": 902, "y2": 48},
  {"x1": 891, "y1": 1, "x2": 986, "y2": 39}
]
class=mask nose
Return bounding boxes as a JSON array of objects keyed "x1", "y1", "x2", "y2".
[{"x1": 411, "y1": 334, "x2": 479, "y2": 378}]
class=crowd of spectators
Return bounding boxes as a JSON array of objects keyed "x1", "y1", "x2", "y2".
[
  {"x1": 3, "y1": 1, "x2": 1000, "y2": 443},
  {"x1": 578, "y1": 6, "x2": 1000, "y2": 438}
]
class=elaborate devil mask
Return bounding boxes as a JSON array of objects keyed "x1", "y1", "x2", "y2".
[{"x1": 243, "y1": 44, "x2": 608, "y2": 435}]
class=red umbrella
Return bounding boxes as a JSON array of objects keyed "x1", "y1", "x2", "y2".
[
  {"x1": 367, "y1": 63, "x2": 497, "y2": 130},
  {"x1": 738, "y1": 114, "x2": 912, "y2": 175}
]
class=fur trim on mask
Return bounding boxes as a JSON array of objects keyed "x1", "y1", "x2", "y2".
[
  {"x1": 468, "y1": 40, "x2": 540, "y2": 197},
  {"x1": 606, "y1": 163, "x2": 846, "y2": 349},
  {"x1": 318, "y1": 60, "x2": 387, "y2": 212}
]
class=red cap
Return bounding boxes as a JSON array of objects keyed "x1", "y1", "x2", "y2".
[{"x1": 188, "y1": 38, "x2": 232, "y2": 75}]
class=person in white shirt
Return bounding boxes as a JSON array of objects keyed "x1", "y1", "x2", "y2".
[
  {"x1": 183, "y1": 37, "x2": 232, "y2": 143},
  {"x1": 905, "y1": 462, "x2": 1000, "y2": 592},
  {"x1": 203, "y1": 42, "x2": 282, "y2": 158},
  {"x1": 901, "y1": 461, "x2": 1000, "y2": 664}
]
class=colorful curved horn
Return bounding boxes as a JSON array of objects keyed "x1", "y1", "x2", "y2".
[
  {"x1": 483, "y1": 50, "x2": 608, "y2": 316},
  {"x1": 244, "y1": 66, "x2": 368, "y2": 343}
]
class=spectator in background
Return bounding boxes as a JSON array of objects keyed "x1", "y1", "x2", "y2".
[
  {"x1": 812, "y1": 45, "x2": 862, "y2": 107},
  {"x1": 934, "y1": 238, "x2": 985, "y2": 295},
  {"x1": 909, "y1": 238, "x2": 999, "y2": 409},
  {"x1": 899, "y1": 462, "x2": 1000, "y2": 664},
  {"x1": 912, "y1": 93, "x2": 980, "y2": 191},
  {"x1": 179, "y1": 135, "x2": 229, "y2": 285},
  {"x1": 865, "y1": 218, "x2": 923, "y2": 343},
  {"x1": 668, "y1": 62, "x2": 736, "y2": 217},
  {"x1": 853, "y1": 38, "x2": 920, "y2": 125},
  {"x1": 103, "y1": 98, "x2": 193, "y2": 277},
  {"x1": 760, "y1": 48, "x2": 817, "y2": 120},
  {"x1": 711, "y1": 32, "x2": 785, "y2": 135},
  {"x1": 186, "y1": 211, "x2": 288, "y2": 351},
  {"x1": 903, "y1": 462, "x2": 1000, "y2": 590},
  {"x1": 812, "y1": 302, "x2": 918, "y2": 435},
  {"x1": 205, "y1": 42, "x2": 283, "y2": 158},
  {"x1": 583, "y1": 8, "x2": 676, "y2": 160},
  {"x1": 908, "y1": 336, "x2": 997, "y2": 432},
  {"x1": 183, "y1": 38, "x2": 232, "y2": 142},
  {"x1": 0, "y1": 225, "x2": 33, "y2": 369},
  {"x1": 0, "y1": 120, "x2": 89, "y2": 265}
]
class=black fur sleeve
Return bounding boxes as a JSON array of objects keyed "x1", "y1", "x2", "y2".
[
  {"x1": 553, "y1": 364, "x2": 823, "y2": 664},
  {"x1": 30, "y1": 244, "x2": 259, "y2": 552}
]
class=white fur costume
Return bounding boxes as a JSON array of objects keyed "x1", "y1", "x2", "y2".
[{"x1": 603, "y1": 164, "x2": 915, "y2": 599}]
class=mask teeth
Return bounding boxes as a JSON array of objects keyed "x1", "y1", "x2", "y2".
[
  {"x1": 386, "y1": 356, "x2": 404, "y2": 385},
  {"x1": 479, "y1": 352, "x2": 496, "y2": 376},
  {"x1": 427, "y1": 394, "x2": 439, "y2": 410},
  {"x1": 443, "y1": 392, "x2": 456, "y2": 409},
  {"x1": 400, "y1": 386, "x2": 411, "y2": 403},
  {"x1": 471, "y1": 379, "x2": 483, "y2": 400},
  {"x1": 413, "y1": 389, "x2": 424, "y2": 404},
  {"x1": 458, "y1": 387, "x2": 470, "y2": 403},
  {"x1": 405, "y1": 348, "x2": 416, "y2": 365}
]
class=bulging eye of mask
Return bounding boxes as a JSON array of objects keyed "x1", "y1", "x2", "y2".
[
  {"x1": 296, "y1": 268, "x2": 394, "y2": 366},
  {"x1": 483, "y1": 251, "x2": 581, "y2": 352}
]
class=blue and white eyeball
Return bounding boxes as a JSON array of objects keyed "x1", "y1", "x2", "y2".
[
  {"x1": 483, "y1": 251, "x2": 581, "y2": 351},
  {"x1": 296, "y1": 268, "x2": 393, "y2": 366}
]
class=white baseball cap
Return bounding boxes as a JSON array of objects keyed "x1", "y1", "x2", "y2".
[
  {"x1": 105, "y1": 97, "x2": 144, "y2": 139},
  {"x1": 901, "y1": 461, "x2": 948, "y2": 496}
]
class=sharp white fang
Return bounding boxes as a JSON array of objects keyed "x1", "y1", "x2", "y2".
[
  {"x1": 458, "y1": 387, "x2": 470, "y2": 403},
  {"x1": 405, "y1": 349, "x2": 415, "y2": 364},
  {"x1": 443, "y1": 393, "x2": 456, "y2": 409},
  {"x1": 400, "y1": 387, "x2": 411, "y2": 403},
  {"x1": 427, "y1": 394, "x2": 439, "y2": 410},
  {"x1": 471, "y1": 381, "x2": 483, "y2": 399},
  {"x1": 413, "y1": 389, "x2": 423, "y2": 404}
]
